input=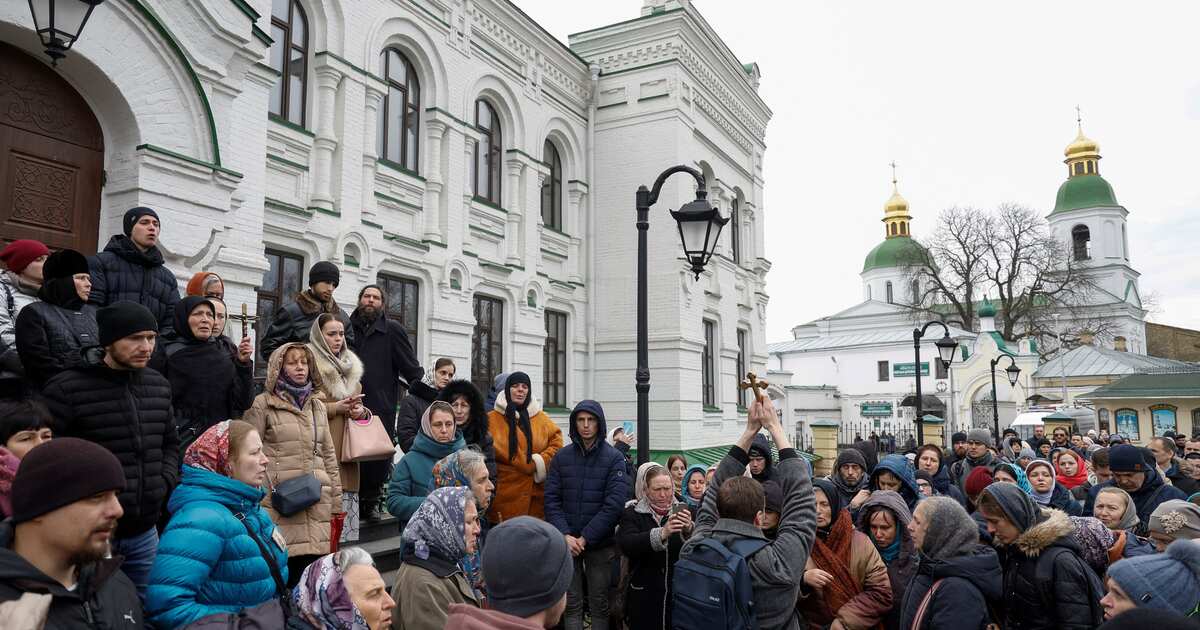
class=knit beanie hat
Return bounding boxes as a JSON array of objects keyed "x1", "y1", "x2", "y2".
[
  {"x1": 482, "y1": 516, "x2": 573, "y2": 617},
  {"x1": 964, "y1": 465, "x2": 994, "y2": 497},
  {"x1": 97, "y1": 301, "x2": 159, "y2": 347},
  {"x1": 123, "y1": 206, "x2": 159, "y2": 237},
  {"x1": 967, "y1": 428, "x2": 993, "y2": 447},
  {"x1": 951, "y1": 432, "x2": 968, "y2": 444},
  {"x1": 1109, "y1": 444, "x2": 1150, "y2": 473},
  {"x1": 762, "y1": 480, "x2": 783, "y2": 513},
  {"x1": 1148, "y1": 500, "x2": 1200, "y2": 541},
  {"x1": 308, "y1": 261, "x2": 340, "y2": 287},
  {"x1": 0, "y1": 239, "x2": 50, "y2": 274},
  {"x1": 1107, "y1": 540, "x2": 1200, "y2": 617},
  {"x1": 11, "y1": 438, "x2": 125, "y2": 524},
  {"x1": 835, "y1": 448, "x2": 868, "y2": 472}
]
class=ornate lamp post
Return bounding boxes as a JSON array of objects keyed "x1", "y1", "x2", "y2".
[
  {"x1": 989, "y1": 355, "x2": 1021, "y2": 446},
  {"x1": 912, "y1": 321, "x2": 959, "y2": 444},
  {"x1": 26, "y1": 0, "x2": 105, "y2": 65},
  {"x1": 635, "y1": 165, "x2": 728, "y2": 465}
]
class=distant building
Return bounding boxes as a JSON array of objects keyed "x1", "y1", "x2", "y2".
[{"x1": 1147, "y1": 322, "x2": 1200, "y2": 363}]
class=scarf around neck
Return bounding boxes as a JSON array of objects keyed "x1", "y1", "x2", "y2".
[
  {"x1": 1055, "y1": 450, "x2": 1090, "y2": 490},
  {"x1": 275, "y1": 370, "x2": 314, "y2": 410},
  {"x1": 876, "y1": 531, "x2": 902, "y2": 563},
  {"x1": 1026, "y1": 460, "x2": 1056, "y2": 506},
  {"x1": 810, "y1": 508, "x2": 861, "y2": 621}
]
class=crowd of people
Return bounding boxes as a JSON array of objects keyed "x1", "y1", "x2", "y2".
[{"x1": 1, "y1": 210, "x2": 1200, "y2": 629}]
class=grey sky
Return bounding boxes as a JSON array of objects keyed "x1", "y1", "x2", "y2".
[{"x1": 518, "y1": 1, "x2": 1200, "y2": 341}]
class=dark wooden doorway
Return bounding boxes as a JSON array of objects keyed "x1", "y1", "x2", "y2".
[{"x1": 0, "y1": 42, "x2": 103, "y2": 253}]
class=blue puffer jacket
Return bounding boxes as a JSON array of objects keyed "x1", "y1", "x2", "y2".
[
  {"x1": 146, "y1": 466, "x2": 287, "y2": 629},
  {"x1": 544, "y1": 400, "x2": 629, "y2": 548},
  {"x1": 871, "y1": 454, "x2": 922, "y2": 512},
  {"x1": 387, "y1": 430, "x2": 466, "y2": 530}
]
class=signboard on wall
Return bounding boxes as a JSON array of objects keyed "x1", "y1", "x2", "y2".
[
  {"x1": 861, "y1": 403, "x2": 894, "y2": 417},
  {"x1": 893, "y1": 362, "x2": 930, "y2": 377}
]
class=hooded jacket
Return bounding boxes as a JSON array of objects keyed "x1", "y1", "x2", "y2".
[
  {"x1": 1083, "y1": 466, "x2": 1188, "y2": 534},
  {"x1": 41, "y1": 351, "x2": 180, "y2": 538},
  {"x1": 544, "y1": 400, "x2": 628, "y2": 549},
  {"x1": 259, "y1": 289, "x2": 354, "y2": 362},
  {"x1": 438, "y1": 380, "x2": 497, "y2": 482},
  {"x1": 748, "y1": 433, "x2": 776, "y2": 483},
  {"x1": 682, "y1": 443, "x2": 817, "y2": 630},
  {"x1": 145, "y1": 466, "x2": 287, "y2": 629},
  {"x1": 88, "y1": 234, "x2": 180, "y2": 336},
  {"x1": 242, "y1": 342, "x2": 342, "y2": 557},
  {"x1": 870, "y1": 455, "x2": 922, "y2": 512},
  {"x1": 856, "y1": 491, "x2": 916, "y2": 630},
  {"x1": 829, "y1": 449, "x2": 870, "y2": 516},
  {"x1": 899, "y1": 545, "x2": 1003, "y2": 630},
  {"x1": 386, "y1": 410, "x2": 467, "y2": 531},
  {"x1": 348, "y1": 307, "x2": 422, "y2": 431},
  {"x1": 0, "y1": 521, "x2": 143, "y2": 629},
  {"x1": 486, "y1": 391, "x2": 562, "y2": 523},
  {"x1": 397, "y1": 379, "x2": 440, "y2": 453}
]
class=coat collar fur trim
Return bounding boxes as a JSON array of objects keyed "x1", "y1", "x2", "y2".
[{"x1": 1014, "y1": 508, "x2": 1074, "y2": 557}]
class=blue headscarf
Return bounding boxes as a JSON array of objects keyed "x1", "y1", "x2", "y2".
[
  {"x1": 682, "y1": 465, "x2": 708, "y2": 510},
  {"x1": 994, "y1": 461, "x2": 1034, "y2": 496}
]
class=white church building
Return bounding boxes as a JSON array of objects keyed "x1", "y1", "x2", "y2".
[{"x1": 0, "y1": 0, "x2": 770, "y2": 457}]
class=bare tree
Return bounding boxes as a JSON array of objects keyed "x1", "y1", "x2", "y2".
[{"x1": 905, "y1": 207, "x2": 991, "y2": 332}]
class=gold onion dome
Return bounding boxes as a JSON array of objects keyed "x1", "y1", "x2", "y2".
[
  {"x1": 1065, "y1": 126, "x2": 1100, "y2": 161},
  {"x1": 884, "y1": 187, "x2": 909, "y2": 216}
]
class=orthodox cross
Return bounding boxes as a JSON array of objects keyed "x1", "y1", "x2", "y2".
[
  {"x1": 889, "y1": 160, "x2": 898, "y2": 186},
  {"x1": 228, "y1": 303, "x2": 258, "y2": 339},
  {"x1": 1075, "y1": 104, "x2": 1083, "y2": 129},
  {"x1": 739, "y1": 372, "x2": 769, "y2": 403}
]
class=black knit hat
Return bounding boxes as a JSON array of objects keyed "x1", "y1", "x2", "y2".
[
  {"x1": 123, "y1": 206, "x2": 160, "y2": 237},
  {"x1": 41, "y1": 249, "x2": 89, "y2": 281},
  {"x1": 11, "y1": 437, "x2": 125, "y2": 524},
  {"x1": 1109, "y1": 444, "x2": 1149, "y2": 473},
  {"x1": 308, "y1": 261, "x2": 340, "y2": 287},
  {"x1": 97, "y1": 301, "x2": 158, "y2": 347}
]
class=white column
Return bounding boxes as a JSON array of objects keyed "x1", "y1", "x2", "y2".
[
  {"x1": 424, "y1": 120, "x2": 448, "y2": 242},
  {"x1": 505, "y1": 159, "x2": 524, "y2": 265},
  {"x1": 567, "y1": 188, "x2": 584, "y2": 283},
  {"x1": 310, "y1": 66, "x2": 344, "y2": 211},
  {"x1": 360, "y1": 82, "x2": 385, "y2": 222}
]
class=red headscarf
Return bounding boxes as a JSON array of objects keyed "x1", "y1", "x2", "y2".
[
  {"x1": 1055, "y1": 449, "x2": 1089, "y2": 489},
  {"x1": 184, "y1": 421, "x2": 233, "y2": 476}
]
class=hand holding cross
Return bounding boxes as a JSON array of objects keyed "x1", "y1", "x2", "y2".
[
  {"x1": 739, "y1": 372, "x2": 768, "y2": 403},
  {"x1": 228, "y1": 303, "x2": 259, "y2": 339}
]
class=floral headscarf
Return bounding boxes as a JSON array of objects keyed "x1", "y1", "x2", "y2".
[
  {"x1": 184, "y1": 421, "x2": 233, "y2": 476},
  {"x1": 993, "y1": 461, "x2": 1034, "y2": 496},
  {"x1": 430, "y1": 452, "x2": 486, "y2": 599},
  {"x1": 403, "y1": 487, "x2": 473, "y2": 563},
  {"x1": 293, "y1": 553, "x2": 368, "y2": 630}
]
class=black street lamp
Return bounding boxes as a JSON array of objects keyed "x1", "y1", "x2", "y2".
[
  {"x1": 27, "y1": 0, "x2": 105, "y2": 66},
  {"x1": 912, "y1": 321, "x2": 958, "y2": 445},
  {"x1": 635, "y1": 165, "x2": 728, "y2": 465},
  {"x1": 989, "y1": 354, "x2": 1021, "y2": 447}
]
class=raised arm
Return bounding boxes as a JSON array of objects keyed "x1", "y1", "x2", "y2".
[{"x1": 687, "y1": 408, "x2": 762, "y2": 545}]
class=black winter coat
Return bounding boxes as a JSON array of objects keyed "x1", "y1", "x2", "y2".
[
  {"x1": 1045, "y1": 482, "x2": 1083, "y2": 516},
  {"x1": 0, "y1": 522, "x2": 143, "y2": 629},
  {"x1": 437, "y1": 379, "x2": 497, "y2": 482},
  {"x1": 88, "y1": 235, "x2": 180, "y2": 335},
  {"x1": 41, "y1": 356, "x2": 181, "y2": 538},
  {"x1": 997, "y1": 510, "x2": 1105, "y2": 630},
  {"x1": 899, "y1": 545, "x2": 1002, "y2": 630},
  {"x1": 149, "y1": 337, "x2": 253, "y2": 450},
  {"x1": 14, "y1": 300, "x2": 98, "y2": 387},
  {"x1": 396, "y1": 380, "x2": 438, "y2": 452},
  {"x1": 260, "y1": 290, "x2": 354, "y2": 362},
  {"x1": 617, "y1": 503, "x2": 688, "y2": 630},
  {"x1": 349, "y1": 310, "x2": 422, "y2": 432}
]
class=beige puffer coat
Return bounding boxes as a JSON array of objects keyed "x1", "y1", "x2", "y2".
[{"x1": 243, "y1": 342, "x2": 342, "y2": 557}]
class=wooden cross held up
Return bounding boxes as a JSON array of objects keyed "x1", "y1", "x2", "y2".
[
  {"x1": 227, "y1": 303, "x2": 258, "y2": 339},
  {"x1": 739, "y1": 372, "x2": 769, "y2": 403}
]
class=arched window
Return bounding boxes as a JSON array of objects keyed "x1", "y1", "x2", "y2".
[
  {"x1": 866, "y1": 284, "x2": 872, "y2": 300},
  {"x1": 378, "y1": 48, "x2": 420, "y2": 172},
  {"x1": 1072, "y1": 225, "x2": 1091, "y2": 261},
  {"x1": 885, "y1": 281, "x2": 894, "y2": 304},
  {"x1": 910, "y1": 279, "x2": 919, "y2": 304},
  {"x1": 540, "y1": 140, "x2": 562, "y2": 229},
  {"x1": 730, "y1": 197, "x2": 741, "y2": 263},
  {"x1": 269, "y1": 0, "x2": 308, "y2": 126},
  {"x1": 473, "y1": 100, "x2": 502, "y2": 205},
  {"x1": 889, "y1": 223, "x2": 897, "y2": 236}
]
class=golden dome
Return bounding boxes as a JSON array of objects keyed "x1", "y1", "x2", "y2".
[
  {"x1": 884, "y1": 186, "x2": 909, "y2": 216},
  {"x1": 1065, "y1": 126, "x2": 1100, "y2": 161}
]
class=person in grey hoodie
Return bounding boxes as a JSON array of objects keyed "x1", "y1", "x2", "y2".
[{"x1": 681, "y1": 395, "x2": 816, "y2": 630}]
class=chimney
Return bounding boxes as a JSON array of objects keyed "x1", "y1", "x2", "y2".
[
  {"x1": 1114, "y1": 337, "x2": 1128, "y2": 352},
  {"x1": 1079, "y1": 330, "x2": 1094, "y2": 346}
]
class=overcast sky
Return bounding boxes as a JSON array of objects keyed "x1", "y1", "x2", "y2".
[{"x1": 519, "y1": 1, "x2": 1200, "y2": 342}]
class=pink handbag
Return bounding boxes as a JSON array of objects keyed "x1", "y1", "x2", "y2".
[{"x1": 341, "y1": 415, "x2": 394, "y2": 462}]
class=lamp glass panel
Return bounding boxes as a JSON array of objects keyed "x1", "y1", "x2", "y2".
[
  {"x1": 1006, "y1": 365, "x2": 1021, "y2": 386},
  {"x1": 29, "y1": 0, "x2": 51, "y2": 31},
  {"x1": 53, "y1": 0, "x2": 93, "y2": 38},
  {"x1": 677, "y1": 215, "x2": 710, "y2": 257}
]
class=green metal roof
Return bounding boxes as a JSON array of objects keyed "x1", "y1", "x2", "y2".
[
  {"x1": 1052, "y1": 175, "x2": 1118, "y2": 215},
  {"x1": 630, "y1": 443, "x2": 821, "y2": 467},
  {"x1": 1081, "y1": 372, "x2": 1200, "y2": 400},
  {"x1": 862, "y1": 236, "x2": 928, "y2": 272},
  {"x1": 978, "y1": 297, "x2": 997, "y2": 318}
]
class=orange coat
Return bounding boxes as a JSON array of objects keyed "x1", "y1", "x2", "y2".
[{"x1": 486, "y1": 393, "x2": 562, "y2": 523}]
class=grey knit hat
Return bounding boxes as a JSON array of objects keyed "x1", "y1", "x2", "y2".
[
  {"x1": 1107, "y1": 540, "x2": 1200, "y2": 616},
  {"x1": 1148, "y1": 500, "x2": 1200, "y2": 542},
  {"x1": 966, "y1": 428, "x2": 993, "y2": 447},
  {"x1": 482, "y1": 516, "x2": 573, "y2": 617}
]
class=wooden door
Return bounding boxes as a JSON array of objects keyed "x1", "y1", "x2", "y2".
[{"x1": 0, "y1": 42, "x2": 103, "y2": 253}]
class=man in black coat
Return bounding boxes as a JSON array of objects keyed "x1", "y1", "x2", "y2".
[
  {"x1": 259, "y1": 260, "x2": 354, "y2": 361},
  {"x1": 88, "y1": 207, "x2": 180, "y2": 336},
  {"x1": 1148, "y1": 437, "x2": 1200, "y2": 497},
  {"x1": 348, "y1": 284, "x2": 422, "y2": 521},
  {"x1": 0, "y1": 438, "x2": 143, "y2": 628},
  {"x1": 40, "y1": 302, "x2": 180, "y2": 602}
]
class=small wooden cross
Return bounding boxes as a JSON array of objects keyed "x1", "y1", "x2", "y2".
[
  {"x1": 739, "y1": 372, "x2": 769, "y2": 403},
  {"x1": 227, "y1": 303, "x2": 258, "y2": 339}
]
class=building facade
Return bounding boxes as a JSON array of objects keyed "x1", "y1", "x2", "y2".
[{"x1": 0, "y1": 0, "x2": 769, "y2": 451}]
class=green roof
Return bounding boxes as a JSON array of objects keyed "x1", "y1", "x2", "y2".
[
  {"x1": 1081, "y1": 372, "x2": 1200, "y2": 400},
  {"x1": 630, "y1": 443, "x2": 821, "y2": 467},
  {"x1": 1052, "y1": 175, "x2": 1118, "y2": 215},
  {"x1": 978, "y1": 297, "x2": 997, "y2": 318},
  {"x1": 862, "y1": 236, "x2": 927, "y2": 272}
]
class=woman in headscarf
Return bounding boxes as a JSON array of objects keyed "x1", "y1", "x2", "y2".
[
  {"x1": 914, "y1": 445, "x2": 966, "y2": 507},
  {"x1": 855, "y1": 491, "x2": 916, "y2": 630},
  {"x1": 1055, "y1": 449, "x2": 1090, "y2": 493},
  {"x1": 309, "y1": 314, "x2": 369, "y2": 543},
  {"x1": 437, "y1": 379, "x2": 497, "y2": 482},
  {"x1": 392, "y1": 487, "x2": 482, "y2": 629},
  {"x1": 1025, "y1": 459, "x2": 1083, "y2": 516},
  {"x1": 1092, "y1": 486, "x2": 1156, "y2": 561},
  {"x1": 616, "y1": 462, "x2": 692, "y2": 630},
  {"x1": 387, "y1": 401, "x2": 466, "y2": 531},
  {"x1": 681, "y1": 464, "x2": 708, "y2": 513},
  {"x1": 13, "y1": 249, "x2": 98, "y2": 388},
  {"x1": 293, "y1": 548, "x2": 396, "y2": 630},
  {"x1": 992, "y1": 461, "x2": 1034, "y2": 495},
  {"x1": 797, "y1": 478, "x2": 892, "y2": 630},
  {"x1": 487, "y1": 372, "x2": 562, "y2": 522},
  {"x1": 151, "y1": 295, "x2": 254, "y2": 450},
  {"x1": 899, "y1": 497, "x2": 1002, "y2": 630},
  {"x1": 243, "y1": 342, "x2": 342, "y2": 586},
  {"x1": 146, "y1": 421, "x2": 284, "y2": 629},
  {"x1": 428, "y1": 449, "x2": 495, "y2": 603},
  {"x1": 396, "y1": 358, "x2": 456, "y2": 453},
  {"x1": 185, "y1": 271, "x2": 225, "y2": 299}
]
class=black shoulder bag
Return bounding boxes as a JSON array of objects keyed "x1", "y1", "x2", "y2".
[{"x1": 270, "y1": 407, "x2": 323, "y2": 516}]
